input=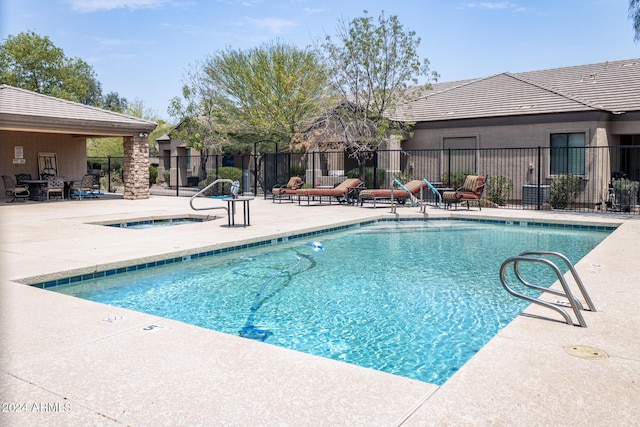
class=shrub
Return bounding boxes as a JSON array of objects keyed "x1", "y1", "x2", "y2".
[
  {"x1": 393, "y1": 171, "x2": 414, "y2": 184},
  {"x1": 485, "y1": 176, "x2": 512, "y2": 206},
  {"x1": 442, "y1": 170, "x2": 474, "y2": 189},
  {"x1": 149, "y1": 165, "x2": 158, "y2": 186},
  {"x1": 289, "y1": 165, "x2": 306, "y2": 177},
  {"x1": 347, "y1": 167, "x2": 386, "y2": 188},
  {"x1": 199, "y1": 166, "x2": 243, "y2": 196},
  {"x1": 611, "y1": 178, "x2": 640, "y2": 212},
  {"x1": 550, "y1": 174, "x2": 582, "y2": 209}
]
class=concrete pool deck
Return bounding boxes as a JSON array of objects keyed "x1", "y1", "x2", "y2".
[{"x1": 0, "y1": 195, "x2": 638, "y2": 426}]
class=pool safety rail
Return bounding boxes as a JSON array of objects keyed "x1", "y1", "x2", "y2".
[
  {"x1": 499, "y1": 251, "x2": 596, "y2": 327},
  {"x1": 189, "y1": 178, "x2": 233, "y2": 212},
  {"x1": 392, "y1": 179, "x2": 420, "y2": 207},
  {"x1": 421, "y1": 178, "x2": 443, "y2": 210}
]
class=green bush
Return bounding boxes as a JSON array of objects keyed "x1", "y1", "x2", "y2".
[
  {"x1": 393, "y1": 171, "x2": 415, "y2": 184},
  {"x1": 442, "y1": 170, "x2": 474, "y2": 189},
  {"x1": 611, "y1": 178, "x2": 640, "y2": 212},
  {"x1": 163, "y1": 170, "x2": 170, "y2": 184},
  {"x1": 289, "y1": 165, "x2": 306, "y2": 177},
  {"x1": 149, "y1": 165, "x2": 158, "y2": 186},
  {"x1": 550, "y1": 174, "x2": 582, "y2": 209},
  {"x1": 347, "y1": 167, "x2": 386, "y2": 188},
  {"x1": 485, "y1": 176, "x2": 512, "y2": 206},
  {"x1": 199, "y1": 166, "x2": 243, "y2": 196}
]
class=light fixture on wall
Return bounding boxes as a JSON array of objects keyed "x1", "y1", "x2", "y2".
[{"x1": 138, "y1": 132, "x2": 149, "y2": 137}]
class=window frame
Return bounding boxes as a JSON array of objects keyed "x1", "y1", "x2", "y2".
[{"x1": 549, "y1": 131, "x2": 587, "y2": 176}]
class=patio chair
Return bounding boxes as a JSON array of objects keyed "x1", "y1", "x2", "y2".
[
  {"x1": 272, "y1": 176, "x2": 303, "y2": 203},
  {"x1": 69, "y1": 174, "x2": 97, "y2": 200},
  {"x1": 296, "y1": 178, "x2": 362, "y2": 205},
  {"x1": 358, "y1": 180, "x2": 426, "y2": 208},
  {"x1": 2, "y1": 175, "x2": 30, "y2": 202},
  {"x1": 45, "y1": 175, "x2": 64, "y2": 201},
  {"x1": 15, "y1": 173, "x2": 32, "y2": 185},
  {"x1": 442, "y1": 175, "x2": 486, "y2": 210}
]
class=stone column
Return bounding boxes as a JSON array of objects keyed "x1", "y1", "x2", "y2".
[{"x1": 123, "y1": 134, "x2": 150, "y2": 199}]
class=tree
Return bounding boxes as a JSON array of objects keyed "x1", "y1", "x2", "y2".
[
  {"x1": 168, "y1": 83, "x2": 235, "y2": 179},
  {"x1": 170, "y1": 41, "x2": 330, "y2": 152},
  {"x1": 87, "y1": 136, "x2": 124, "y2": 158},
  {"x1": 313, "y1": 11, "x2": 438, "y2": 180},
  {"x1": 87, "y1": 99, "x2": 165, "y2": 158},
  {"x1": 630, "y1": 0, "x2": 640, "y2": 42},
  {"x1": 0, "y1": 30, "x2": 102, "y2": 105},
  {"x1": 102, "y1": 91, "x2": 128, "y2": 113}
]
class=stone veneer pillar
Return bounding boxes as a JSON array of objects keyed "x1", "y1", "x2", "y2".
[{"x1": 123, "y1": 134, "x2": 150, "y2": 199}]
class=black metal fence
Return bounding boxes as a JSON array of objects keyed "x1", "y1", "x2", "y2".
[
  {"x1": 86, "y1": 156, "x2": 123, "y2": 193},
  {"x1": 92, "y1": 145, "x2": 640, "y2": 214}
]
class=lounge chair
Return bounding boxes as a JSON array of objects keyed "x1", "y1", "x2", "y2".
[
  {"x1": 296, "y1": 178, "x2": 362, "y2": 205},
  {"x1": 442, "y1": 175, "x2": 486, "y2": 210},
  {"x1": 2, "y1": 175, "x2": 30, "y2": 202},
  {"x1": 271, "y1": 176, "x2": 303, "y2": 203},
  {"x1": 358, "y1": 180, "x2": 426, "y2": 208}
]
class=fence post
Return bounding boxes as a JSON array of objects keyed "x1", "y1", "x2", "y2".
[
  {"x1": 312, "y1": 152, "x2": 316, "y2": 187},
  {"x1": 537, "y1": 146, "x2": 542, "y2": 210},
  {"x1": 373, "y1": 151, "x2": 379, "y2": 188},
  {"x1": 253, "y1": 143, "x2": 258, "y2": 196},
  {"x1": 107, "y1": 156, "x2": 111, "y2": 193},
  {"x1": 446, "y1": 148, "x2": 452, "y2": 187},
  {"x1": 263, "y1": 154, "x2": 268, "y2": 199},
  {"x1": 176, "y1": 155, "x2": 180, "y2": 197}
]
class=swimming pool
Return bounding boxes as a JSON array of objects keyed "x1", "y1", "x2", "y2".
[{"x1": 51, "y1": 219, "x2": 610, "y2": 385}]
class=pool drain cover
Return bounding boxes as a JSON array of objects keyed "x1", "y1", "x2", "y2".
[{"x1": 563, "y1": 345, "x2": 608, "y2": 360}]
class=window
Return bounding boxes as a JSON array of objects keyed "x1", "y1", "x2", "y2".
[{"x1": 550, "y1": 133, "x2": 585, "y2": 175}]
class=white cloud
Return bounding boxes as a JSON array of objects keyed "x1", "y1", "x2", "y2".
[
  {"x1": 244, "y1": 17, "x2": 298, "y2": 34},
  {"x1": 67, "y1": 0, "x2": 174, "y2": 13},
  {"x1": 461, "y1": 2, "x2": 531, "y2": 12}
]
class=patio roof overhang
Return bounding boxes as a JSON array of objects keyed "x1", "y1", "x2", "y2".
[
  {"x1": 0, "y1": 112, "x2": 156, "y2": 137},
  {"x1": 0, "y1": 84, "x2": 157, "y2": 137}
]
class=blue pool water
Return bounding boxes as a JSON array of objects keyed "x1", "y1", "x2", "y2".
[{"x1": 52, "y1": 220, "x2": 609, "y2": 385}]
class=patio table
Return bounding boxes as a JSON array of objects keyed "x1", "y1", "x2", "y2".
[
  {"x1": 222, "y1": 196, "x2": 254, "y2": 227},
  {"x1": 21, "y1": 179, "x2": 79, "y2": 201}
]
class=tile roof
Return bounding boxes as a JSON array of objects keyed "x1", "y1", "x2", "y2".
[
  {"x1": 0, "y1": 84, "x2": 156, "y2": 135},
  {"x1": 393, "y1": 58, "x2": 640, "y2": 122}
]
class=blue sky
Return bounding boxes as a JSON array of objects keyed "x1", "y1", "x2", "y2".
[{"x1": 1, "y1": 0, "x2": 638, "y2": 121}]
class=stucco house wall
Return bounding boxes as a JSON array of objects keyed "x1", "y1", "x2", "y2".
[{"x1": 1, "y1": 130, "x2": 86, "y2": 180}]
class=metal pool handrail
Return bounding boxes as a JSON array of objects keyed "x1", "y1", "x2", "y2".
[
  {"x1": 499, "y1": 251, "x2": 595, "y2": 327},
  {"x1": 392, "y1": 179, "x2": 420, "y2": 207},
  {"x1": 189, "y1": 178, "x2": 233, "y2": 212}
]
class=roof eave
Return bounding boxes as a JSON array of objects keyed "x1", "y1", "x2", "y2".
[{"x1": 0, "y1": 113, "x2": 157, "y2": 136}]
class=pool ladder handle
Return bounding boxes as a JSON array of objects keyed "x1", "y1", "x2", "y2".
[
  {"x1": 189, "y1": 178, "x2": 233, "y2": 213},
  {"x1": 499, "y1": 251, "x2": 596, "y2": 327},
  {"x1": 419, "y1": 178, "x2": 443, "y2": 212}
]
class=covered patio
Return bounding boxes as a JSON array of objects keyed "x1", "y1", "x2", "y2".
[{"x1": 0, "y1": 84, "x2": 156, "y2": 200}]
